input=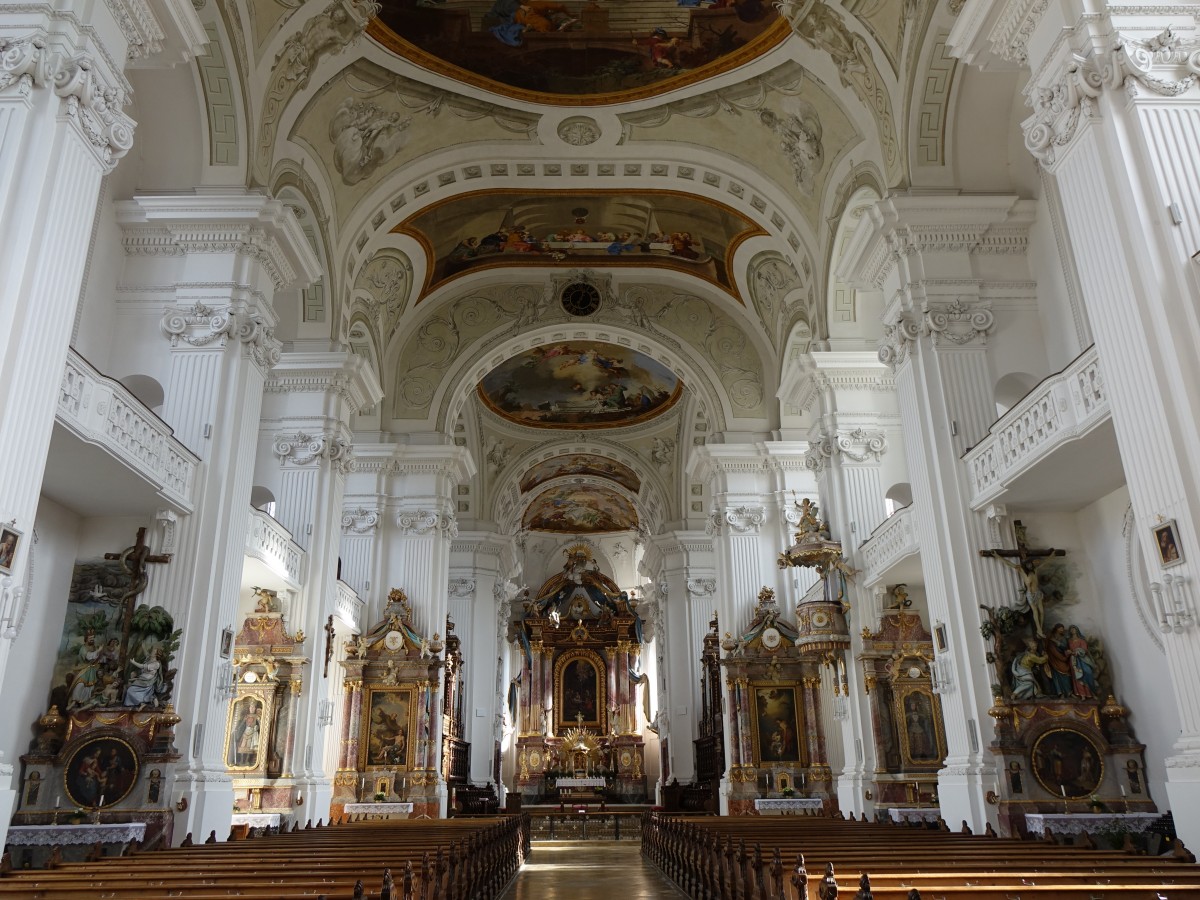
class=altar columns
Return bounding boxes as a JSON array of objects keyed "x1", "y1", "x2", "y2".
[
  {"x1": 842, "y1": 194, "x2": 1040, "y2": 832},
  {"x1": 107, "y1": 192, "x2": 319, "y2": 842},
  {"x1": 260, "y1": 351, "x2": 381, "y2": 821},
  {"x1": 378, "y1": 446, "x2": 474, "y2": 815},
  {"x1": 949, "y1": 2, "x2": 1200, "y2": 847}
]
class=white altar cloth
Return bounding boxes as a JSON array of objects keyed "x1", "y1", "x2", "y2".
[
  {"x1": 5, "y1": 823, "x2": 147, "y2": 846},
  {"x1": 754, "y1": 798, "x2": 824, "y2": 815},
  {"x1": 343, "y1": 802, "x2": 413, "y2": 817},
  {"x1": 231, "y1": 813, "x2": 280, "y2": 828},
  {"x1": 888, "y1": 807, "x2": 941, "y2": 824},
  {"x1": 556, "y1": 777, "x2": 606, "y2": 788},
  {"x1": 1024, "y1": 812, "x2": 1160, "y2": 835}
]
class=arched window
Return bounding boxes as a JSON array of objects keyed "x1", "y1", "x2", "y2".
[
  {"x1": 119, "y1": 374, "x2": 165, "y2": 414},
  {"x1": 250, "y1": 486, "x2": 277, "y2": 518},
  {"x1": 884, "y1": 483, "x2": 912, "y2": 517}
]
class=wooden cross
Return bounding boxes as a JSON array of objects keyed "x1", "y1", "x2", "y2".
[
  {"x1": 978, "y1": 520, "x2": 1065, "y2": 637},
  {"x1": 323, "y1": 614, "x2": 335, "y2": 678},
  {"x1": 104, "y1": 527, "x2": 172, "y2": 601}
]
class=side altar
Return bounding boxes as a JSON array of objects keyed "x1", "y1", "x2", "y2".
[
  {"x1": 330, "y1": 589, "x2": 452, "y2": 820},
  {"x1": 509, "y1": 546, "x2": 648, "y2": 803}
]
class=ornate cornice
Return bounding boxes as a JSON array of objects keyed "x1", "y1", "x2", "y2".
[
  {"x1": 273, "y1": 431, "x2": 355, "y2": 474},
  {"x1": 989, "y1": 0, "x2": 1051, "y2": 64},
  {"x1": 0, "y1": 33, "x2": 136, "y2": 171},
  {"x1": 341, "y1": 507, "x2": 381, "y2": 535},
  {"x1": 160, "y1": 301, "x2": 282, "y2": 373},
  {"x1": 264, "y1": 353, "x2": 383, "y2": 415},
  {"x1": 122, "y1": 223, "x2": 295, "y2": 289}
]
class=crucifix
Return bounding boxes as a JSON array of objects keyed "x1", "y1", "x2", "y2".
[
  {"x1": 978, "y1": 520, "x2": 1065, "y2": 637},
  {"x1": 104, "y1": 527, "x2": 172, "y2": 601},
  {"x1": 323, "y1": 614, "x2": 335, "y2": 678}
]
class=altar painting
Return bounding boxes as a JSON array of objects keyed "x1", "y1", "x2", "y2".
[
  {"x1": 480, "y1": 341, "x2": 681, "y2": 429},
  {"x1": 226, "y1": 692, "x2": 274, "y2": 771},
  {"x1": 49, "y1": 560, "x2": 131, "y2": 711},
  {"x1": 363, "y1": 688, "x2": 415, "y2": 768},
  {"x1": 1031, "y1": 729, "x2": 1103, "y2": 799},
  {"x1": 897, "y1": 688, "x2": 944, "y2": 766},
  {"x1": 520, "y1": 454, "x2": 640, "y2": 494},
  {"x1": 523, "y1": 485, "x2": 638, "y2": 534},
  {"x1": 751, "y1": 684, "x2": 803, "y2": 765},
  {"x1": 64, "y1": 735, "x2": 139, "y2": 808},
  {"x1": 556, "y1": 652, "x2": 605, "y2": 731},
  {"x1": 370, "y1": 2, "x2": 783, "y2": 101}
]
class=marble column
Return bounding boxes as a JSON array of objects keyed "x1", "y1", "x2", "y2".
[{"x1": 112, "y1": 192, "x2": 320, "y2": 842}]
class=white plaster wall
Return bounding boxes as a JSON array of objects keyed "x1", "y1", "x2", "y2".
[{"x1": 1076, "y1": 485, "x2": 1177, "y2": 808}]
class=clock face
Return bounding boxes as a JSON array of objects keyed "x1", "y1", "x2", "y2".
[
  {"x1": 384, "y1": 630, "x2": 404, "y2": 652},
  {"x1": 761, "y1": 627, "x2": 782, "y2": 650}
]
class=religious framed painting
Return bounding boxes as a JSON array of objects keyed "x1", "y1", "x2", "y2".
[
  {"x1": 225, "y1": 689, "x2": 274, "y2": 772},
  {"x1": 896, "y1": 687, "x2": 945, "y2": 767},
  {"x1": 64, "y1": 735, "x2": 139, "y2": 808},
  {"x1": 1152, "y1": 519, "x2": 1184, "y2": 568},
  {"x1": 555, "y1": 649, "x2": 606, "y2": 733},
  {"x1": 750, "y1": 683, "x2": 805, "y2": 765},
  {"x1": 362, "y1": 687, "x2": 416, "y2": 770},
  {"x1": 1030, "y1": 728, "x2": 1104, "y2": 799},
  {"x1": 0, "y1": 524, "x2": 22, "y2": 575}
]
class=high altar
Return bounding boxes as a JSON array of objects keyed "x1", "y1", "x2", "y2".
[{"x1": 510, "y1": 547, "x2": 648, "y2": 801}]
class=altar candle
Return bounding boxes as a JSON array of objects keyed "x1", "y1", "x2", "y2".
[
  {"x1": 1120, "y1": 785, "x2": 1126, "y2": 797},
  {"x1": 1060, "y1": 785, "x2": 1066, "y2": 798},
  {"x1": 55, "y1": 795, "x2": 60, "y2": 809},
  {"x1": 99, "y1": 794, "x2": 105, "y2": 807}
]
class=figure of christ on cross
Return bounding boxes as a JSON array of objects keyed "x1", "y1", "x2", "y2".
[{"x1": 978, "y1": 520, "x2": 1065, "y2": 637}]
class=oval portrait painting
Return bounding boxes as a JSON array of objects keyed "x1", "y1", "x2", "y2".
[
  {"x1": 64, "y1": 735, "x2": 139, "y2": 808},
  {"x1": 479, "y1": 341, "x2": 681, "y2": 429}
]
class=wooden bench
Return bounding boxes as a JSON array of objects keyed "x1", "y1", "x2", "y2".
[
  {"x1": 643, "y1": 812, "x2": 1200, "y2": 899},
  {"x1": 0, "y1": 815, "x2": 530, "y2": 900}
]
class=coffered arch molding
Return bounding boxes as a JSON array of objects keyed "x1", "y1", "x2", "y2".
[
  {"x1": 491, "y1": 438, "x2": 674, "y2": 533},
  {"x1": 424, "y1": 322, "x2": 739, "y2": 440},
  {"x1": 330, "y1": 150, "x2": 824, "y2": 297}
]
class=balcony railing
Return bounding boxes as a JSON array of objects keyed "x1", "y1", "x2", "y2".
[
  {"x1": 336, "y1": 579, "x2": 364, "y2": 631},
  {"x1": 57, "y1": 350, "x2": 199, "y2": 510},
  {"x1": 858, "y1": 505, "x2": 918, "y2": 587},
  {"x1": 246, "y1": 507, "x2": 305, "y2": 587},
  {"x1": 963, "y1": 345, "x2": 1108, "y2": 509}
]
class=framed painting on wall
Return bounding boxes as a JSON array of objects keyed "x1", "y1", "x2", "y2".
[
  {"x1": 1030, "y1": 728, "x2": 1104, "y2": 799},
  {"x1": 1152, "y1": 519, "x2": 1184, "y2": 568},
  {"x1": 750, "y1": 683, "x2": 805, "y2": 765},
  {"x1": 555, "y1": 649, "x2": 606, "y2": 733},
  {"x1": 362, "y1": 687, "x2": 416, "y2": 769},
  {"x1": 225, "y1": 691, "x2": 274, "y2": 771},
  {"x1": 64, "y1": 735, "x2": 139, "y2": 808},
  {"x1": 896, "y1": 687, "x2": 945, "y2": 767},
  {"x1": 0, "y1": 524, "x2": 21, "y2": 575}
]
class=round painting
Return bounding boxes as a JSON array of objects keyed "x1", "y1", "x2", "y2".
[
  {"x1": 479, "y1": 341, "x2": 681, "y2": 429},
  {"x1": 1030, "y1": 729, "x2": 1104, "y2": 799},
  {"x1": 64, "y1": 735, "x2": 139, "y2": 808}
]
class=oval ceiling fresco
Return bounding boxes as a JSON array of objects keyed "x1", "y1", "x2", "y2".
[
  {"x1": 368, "y1": 1, "x2": 787, "y2": 103},
  {"x1": 523, "y1": 485, "x2": 638, "y2": 533},
  {"x1": 520, "y1": 454, "x2": 641, "y2": 494},
  {"x1": 479, "y1": 341, "x2": 682, "y2": 429}
]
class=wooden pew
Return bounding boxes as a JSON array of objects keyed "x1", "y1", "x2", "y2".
[
  {"x1": 642, "y1": 812, "x2": 1200, "y2": 899},
  {"x1": 0, "y1": 815, "x2": 530, "y2": 900}
]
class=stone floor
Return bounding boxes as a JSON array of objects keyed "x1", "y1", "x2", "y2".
[{"x1": 501, "y1": 840, "x2": 684, "y2": 899}]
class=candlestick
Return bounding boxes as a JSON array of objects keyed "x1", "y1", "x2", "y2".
[
  {"x1": 55, "y1": 795, "x2": 61, "y2": 809},
  {"x1": 99, "y1": 794, "x2": 105, "y2": 807},
  {"x1": 1119, "y1": 784, "x2": 1126, "y2": 797},
  {"x1": 1060, "y1": 785, "x2": 1066, "y2": 798}
]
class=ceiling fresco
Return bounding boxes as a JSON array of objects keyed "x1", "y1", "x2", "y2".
[
  {"x1": 520, "y1": 454, "x2": 641, "y2": 494},
  {"x1": 368, "y1": 0, "x2": 786, "y2": 102},
  {"x1": 478, "y1": 341, "x2": 682, "y2": 429},
  {"x1": 399, "y1": 191, "x2": 760, "y2": 297},
  {"x1": 523, "y1": 484, "x2": 638, "y2": 533}
]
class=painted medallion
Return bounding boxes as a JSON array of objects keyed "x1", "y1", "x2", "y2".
[
  {"x1": 479, "y1": 341, "x2": 680, "y2": 428},
  {"x1": 523, "y1": 484, "x2": 638, "y2": 533}
]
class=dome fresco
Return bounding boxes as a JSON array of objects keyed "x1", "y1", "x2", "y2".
[
  {"x1": 520, "y1": 454, "x2": 641, "y2": 494},
  {"x1": 369, "y1": 0, "x2": 786, "y2": 102},
  {"x1": 522, "y1": 485, "x2": 639, "y2": 532},
  {"x1": 478, "y1": 341, "x2": 682, "y2": 429}
]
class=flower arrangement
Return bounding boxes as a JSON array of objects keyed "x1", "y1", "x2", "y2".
[
  {"x1": 374, "y1": 791, "x2": 388, "y2": 802},
  {"x1": 780, "y1": 786, "x2": 795, "y2": 798}
]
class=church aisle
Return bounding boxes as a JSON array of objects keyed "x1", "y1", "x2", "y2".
[{"x1": 502, "y1": 840, "x2": 684, "y2": 899}]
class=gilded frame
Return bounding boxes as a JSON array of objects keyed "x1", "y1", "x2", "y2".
[
  {"x1": 554, "y1": 648, "x2": 607, "y2": 733},
  {"x1": 895, "y1": 686, "x2": 946, "y2": 767},
  {"x1": 1153, "y1": 519, "x2": 1184, "y2": 568},
  {"x1": 361, "y1": 686, "x2": 417, "y2": 771},
  {"x1": 64, "y1": 734, "x2": 140, "y2": 808},
  {"x1": 225, "y1": 689, "x2": 275, "y2": 772},
  {"x1": 1030, "y1": 727, "x2": 1104, "y2": 799},
  {"x1": 749, "y1": 683, "x2": 806, "y2": 766}
]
